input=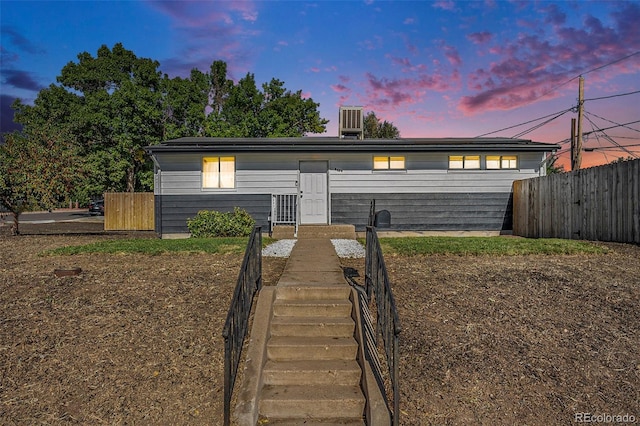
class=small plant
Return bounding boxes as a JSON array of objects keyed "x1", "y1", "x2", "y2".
[{"x1": 187, "y1": 207, "x2": 255, "y2": 238}]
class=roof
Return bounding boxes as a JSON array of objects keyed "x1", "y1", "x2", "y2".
[{"x1": 145, "y1": 136, "x2": 560, "y2": 154}]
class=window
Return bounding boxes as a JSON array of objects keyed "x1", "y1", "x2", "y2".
[
  {"x1": 449, "y1": 155, "x2": 480, "y2": 169},
  {"x1": 373, "y1": 156, "x2": 405, "y2": 170},
  {"x1": 203, "y1": 156, "x2": 235, "y2": 188},
  {"x1": 486, "y1": 155, "x2": 518, "y2": 169}
]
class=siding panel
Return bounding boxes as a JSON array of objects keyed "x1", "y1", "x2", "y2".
[
  {"x1": 332, "y1": 192, "x2": 513, "y2": 231},
  {"x1": 157, "y1": 194, "x2": 271, "y2": 235}
]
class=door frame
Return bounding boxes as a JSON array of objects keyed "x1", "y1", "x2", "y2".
[{"x1": 298, "y1": 160, "x2": 329, "y2": 225}]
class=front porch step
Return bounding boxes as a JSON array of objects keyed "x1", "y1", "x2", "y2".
[
  {"x1": 270, "y1": 225, "x2": 357, "y2": 239},
  {"x1": 273, "y1": 299, "x2": 353, "y2": 317},
  {"x1": 270, "y1": 315, "x2": 355, "y2": 337},
  {"x1": 259, "y1": 384, "x2": 365, "y2": 419},
  {"x1": 297, "y1": 225, "x2": 357, "y2": 239},
  {"x1": 276, "y1": 285, "x2": 352, "y2": 301},
  {"x1": 267, "y1": 336, "x2": 358, "y2": 361},
  {"x1": 262, "y1": 359, "x2": 362, "y2": 386},
  {"x1": 259, "y1": 420, "x2": 365, "y2": 426}
]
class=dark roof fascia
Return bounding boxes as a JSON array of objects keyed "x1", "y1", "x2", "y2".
[{"x1": 144, "y1": 137, "x2": 560, "y2": 154}]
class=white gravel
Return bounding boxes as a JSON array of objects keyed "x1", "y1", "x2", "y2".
[
  {"x1": 262, "y1": 239, "x2": 297, "y2": 257},
  {"x1": 262, "y1": 238, "x2": 365, "y2": 258},
  {"x1": 331, "y1": 239, "x2": 366, "y2": 258}
]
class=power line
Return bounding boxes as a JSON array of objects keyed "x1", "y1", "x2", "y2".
[
  {"x1": 475, "y1": 107, "x2": 573, "y2": 137},
  {"x1": 585, "y1": 89, "x2": 640, "y2": 102},
  {"x1": 582, "y1": 119, "x2": 640, "y2": 136},
  {"x1": 511, "y1": 109, "x2": 572, "y2": 138},
  {"x1": 582, "y1": 50, "x2": 640, "y2": 76},
  {"x1": 584, "y1": 112, "x2": 639, "y2": 159},
  {"x1": 583, "y1": 111, "x2": 640, "y2": 134}
]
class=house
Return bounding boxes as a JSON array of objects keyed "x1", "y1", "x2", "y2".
[{"x1": 144, "y1": 136, "x2": 559, "y2": 238}]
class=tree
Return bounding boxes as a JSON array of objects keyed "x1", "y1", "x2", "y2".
[
  {"x1": 161, "y1": 69, "x2": 210, "y2": 139},
  {"x1": 363, "y1": 111, "x2": 400, "y2": 139},
  {"x1": 545, "y1": 153, "x2": 565, "y2": 174},
  {"x1": 15, "y1": 43, "x2": 164, "y2": 196},
  {"x1": 10, "y1": 44, "x2": 329, "y2": 201},
  {"x1": 205, "y1": 71, "x2": 328, "y2": 137},
  {"x1": 0, "y1": 124, "x2": 84, "y2": 235}
]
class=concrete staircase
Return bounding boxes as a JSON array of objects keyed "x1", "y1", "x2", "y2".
[
  {"x1": 259, "y1": 285, "x2": 365, "y2": 424},
  {"x1": 235, "y1": 233, "x2": 389, "y2": 425}
]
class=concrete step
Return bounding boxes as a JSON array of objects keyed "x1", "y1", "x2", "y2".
[
  {"x1": 259, "y1": 384, "x2": 365, "y2": 419},
  {"x1": 297, "y1": 225, "x2": 357, "y2": 239},
  {"x1": 262, "y1": 359, "x2": 362, "y2": 386},
  {"x1": 267, "y1": 336, "x2": 358, "y2": 361},
  {"x1": 273, "y1": 299, "x2": 353, "y2": 317},
  {"x1": 276, "y1": 285, "x2": 352, "y2": 301},
  {"x1": 259, "y1": 419, "x2": 365, "y2": 426},
  {"x1": 270, "y1": 315, "x2": 355, "y2": 337}
]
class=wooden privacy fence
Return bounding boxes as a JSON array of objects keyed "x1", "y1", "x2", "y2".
[
  {"x1": 513, "y1": 159, "x2": 640, "y2": 244},
  {"x1": 104, "y1": 192, "x2": 154, "y2": 231}
]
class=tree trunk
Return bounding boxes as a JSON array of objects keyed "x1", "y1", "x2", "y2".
[
  {"x1": 11, "y1": 211, "x2": 19, "y2": 236},
  {"x1": 127, "y1": 165, "x2": 135, "y2": 193}
]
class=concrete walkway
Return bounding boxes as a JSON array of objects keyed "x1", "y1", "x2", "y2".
[{"x1": 236, "y1": 229, "x2": 381, "y2": 425}]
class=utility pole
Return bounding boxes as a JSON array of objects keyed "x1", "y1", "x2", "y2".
[
  {"x1": 570, "y1": 118, "x2": 576, "y2": 170},
  {"x1": 575, "y1": 76, "x2": 584, "y2": 170}
]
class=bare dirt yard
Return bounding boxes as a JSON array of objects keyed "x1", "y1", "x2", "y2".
[{"x1": 1, "y1": 221, "x2": 639, "y2": 425}]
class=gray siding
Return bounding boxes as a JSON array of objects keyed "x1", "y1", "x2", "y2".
[
  {"x1": 332, "y1": 193, "x2": 513, "y2": 231},
  {"x1": 154, "y1": 151, "x2": 544, "y2": 196},
  {"x1": 156, "y1": 194, "x2": 271, "y2": 235}
]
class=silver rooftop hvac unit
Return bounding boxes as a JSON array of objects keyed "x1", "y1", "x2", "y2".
[{"x1": 339, "y1": 106, "x2": 363, "y2": 140}]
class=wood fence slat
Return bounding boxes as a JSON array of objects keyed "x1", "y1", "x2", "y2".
[
  {"x1": 104, "y1": 192, "x2": 154, "y2": 231},
  {"x1": 512, "y1": 159, "x2": 639, "y2": 244}
]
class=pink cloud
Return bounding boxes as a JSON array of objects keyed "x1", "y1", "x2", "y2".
[
  {"x1": 467, "y1": 31, "x2": 493, "y2": 44},
  {"x1": 458, "y1": 2, "x2": 640, "y2": 115},
  {"x1": 432, "y1": 1, "x2": 456, "y2": 11},
  {"x1": 404, "y1": 17, "x2": 415, "y2": 25},
  {"x1": 387, "y1": 55, "x2": 428, "y2": 73},
  {"x1": 443, "y1": 44, "x2": 462, "y2": 67},
  {"x1": 309, "y1": 67, "x2": 320, "y2": 73},
  {"x1": 148, "y1": 1, "x2": 260, "y2": 77},
  {"x1": 363, "y1": 71, "x2": 456, "y2": 109},
  {"x1": 331, "y1": 84, "x2": 350, "y2": 94}
]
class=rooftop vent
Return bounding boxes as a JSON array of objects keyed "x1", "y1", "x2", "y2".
[{"x1": 339, "y1": 106, "x2": 363, "y2": 140}]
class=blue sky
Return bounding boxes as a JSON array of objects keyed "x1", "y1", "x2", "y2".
[{"x1": 2, "y1": 0, "x2": 639, "y2": 167}]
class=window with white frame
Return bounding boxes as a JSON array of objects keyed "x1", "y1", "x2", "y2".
[
  {"x1": 486, "y1": 155, "x2": 518, "y2": 169},
  {"x1": 373, "y1": 156, "x2": 405, "y2": 170},
  {"x1": 448, "y1": 155, "x2": 480, "y2": 169},
  {"x1": 202, "y1": 156, "x2": 235, "y2": 188}
]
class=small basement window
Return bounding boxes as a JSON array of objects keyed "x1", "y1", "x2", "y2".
[
  {"x1": 486, "y1": 155, "x2": 518, "y2": 169},
  {"x1": 449, "y1": 155, "x2": 480, "y2": 169},
  {"x1": 203, "y1": 156, "x2": 235, "y2": 188},
  {"x1": 373, "y1": 156, "x2": 405, "y2": 170}
]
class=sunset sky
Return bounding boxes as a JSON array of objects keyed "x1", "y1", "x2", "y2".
[{"x1": 2, "y1": 0, "x2": 639, "y2": 168}]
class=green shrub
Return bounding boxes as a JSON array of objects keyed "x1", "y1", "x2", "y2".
[{"x1": 187, "y1": 207, "x2": 256, "y2": 238}]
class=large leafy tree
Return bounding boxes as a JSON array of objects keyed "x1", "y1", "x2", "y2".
[
  {"x1": 363, "y1": 111, "x2": 400, "y2": 139},
  {"x1": 14, "y1": 43, "x2": 164, "y2": 196},
  {"x1": 0, "y1": 124, "x2": 84, "y2": 235},
  {"x1": 206, "y1": 70, "x2": 328, "y2": 137},
  {"x1": 10, "y1": 43, "x2": 329, "y2": 204}
]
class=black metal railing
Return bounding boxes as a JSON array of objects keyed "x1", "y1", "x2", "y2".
[
  {"x1": 365, "y1": 225, "x2": 401, "y2": 426},
  {"x1": 222, "y1": 226, "x2": 262, "y2": 426}
]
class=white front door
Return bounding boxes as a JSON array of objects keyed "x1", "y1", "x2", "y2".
[{"x1": 299, "y1": 162, "x2": 328, "y2": 224}]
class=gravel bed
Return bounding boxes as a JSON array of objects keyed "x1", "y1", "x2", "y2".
[
  {"x1": 262, "y1": 239, "x2": 365, "y2": 258},
  {"x1": 262, "y1": 239, "x2": 297, "y2": 257},
  {"x1": 331, "y1": 238, "x2": 366, "y2": 258}
]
